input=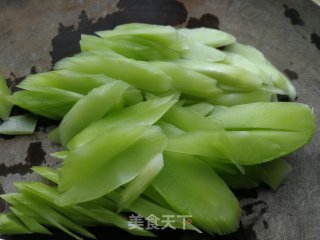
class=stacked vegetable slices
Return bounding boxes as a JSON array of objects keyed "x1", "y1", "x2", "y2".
[{"x1": 0, "y1": 23, "x2": 316, "y2": 239}]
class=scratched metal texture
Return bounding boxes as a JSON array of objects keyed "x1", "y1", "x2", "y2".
[{"x1": 0, "y1": 0, "x2": 319, "y2": 239}]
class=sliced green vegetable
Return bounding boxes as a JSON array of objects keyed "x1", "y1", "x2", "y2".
[
  {"x1": 178, "y1": 27, "x2": 236, "y2": 47},
  {"x1": 57, "y1": 81, "x2": 129, "y2": 145},
  {"x1": 163, "y1": 105, "x2": 222, "y2": 132},
  {"x1": 10, "y1": 207, "x2": 52, "y2": 235},
  {"x1": 57, "y1": 125, "x2": 167, "y2": 206},
  {"x1": 10, "y1": 89, "x2": 83, "y2": 120},
  {"x1": 32, "y1": 166, "x2": 60, "y2": 184},
  {"x1": 152, "y1": 61, "x2": 222, "y2": 98},
  {"x1": 0, "y1": 114, "x2": 37, "y2": 135},
  {"x1": 151, "y1": 152, "x2": 240, "y2": 235},
  {"x1": 224, "y1": 43, "x2": 296, "y2": 100},
  {"x1": 67, "y1": 94, "x2": 178, "y2": 150},
  {"x1": 0, "y1": 75, "x2": 13, "y2": 120},
  {"x1": 207, "y1": 90, "x2": 272, "y2": 106},
  {"x1": 181, "y1": 43, "x2": 226, "y2": 62},
  {"x1": 97, "y1": 23, "x2": 179, "y2": 48},
  {"x1": 18, "y1": 71, "x2": 113, "y2": 95},
  {"x1": 54, "y1": 54, "x2": 172, "y2": 92},
  {"x1": 209, "y1": 102, "x2": 316, "y2": 141},
  {"x1": 81, "y1": 34, "x2": 180, "y2": 61},
  {"x1": 118, "y1": 153, "x2": 164, "y2": 211},
  {"x1": 184, "y1": 102, "x2": 214, "y2": 116},
  {"x1": 0, "y1": 213, "x2": 31, "y2": 235},
  {"x1": 176, "y1": 60, "x2": 263, "y2": 91}
]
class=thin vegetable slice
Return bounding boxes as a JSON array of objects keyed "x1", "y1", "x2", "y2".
[
  {"x1": 10, "y1": 89, "x2": 83, "y2": 120},
  {"x1": 57, "y1": 125, "x2": 167, "y2": 206},
  {"x1": 209, "y1": 102, "x2": 316, "y2": 141},
  {"x1": 54, "y1": 54, "x2": 172, "y2": 92},
  {"x1": 151, "y1": 152, "x2": 240, "y2": 235},
  {"x1": 178, "y1": 27, "x2": 236, "y2": 47},
  {"x1": 0, "y1": 114, "x2": 37, "y2": 135},
  {"x1": 67, "y1": 94, "x2": 178, "y2": 150},
  {"x1": 224, "y1": 43, "x2": 296, "y2": 100},
  {"x1": 0, "y1": 75, "x2": 13, "y2": 121},
  {"x1": 57, "y1": 81, "x2": 130, "y2": 145},
  {"x1": 118, "y1": 153, "x2": 164, "y2": 211},
  {"x1": 0, "y1": 213, "x2": 31, "y2": 235}
]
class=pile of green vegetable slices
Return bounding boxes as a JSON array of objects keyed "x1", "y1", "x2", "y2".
[{"x1": 0, "y1": 23, "x2": 316, "y2": 239}]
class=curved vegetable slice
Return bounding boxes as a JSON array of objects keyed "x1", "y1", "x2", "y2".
[
  {"x1": 67, "y1": 94, "x2": 178, "y2": 150},
  {"x1": 54, "y1": 54, "x2": 172, "y2": 92},
  {"x1": 178, "y1": 27, "x2": 236, "y2": 47},
  {"x1": 0, "y1": 75, "x2": 12, "y2": 121},
  {"x1": 0, "y1": 213, "x2": 31, "y2": 235},
  {"x1": 176, "y1": 60, "x2": 263, "y2": 91},
  {"x1": 162, "y1": 105, "x2": 222, "y2": 132},
  {"x1": 18, "y1": 71, "x2": 113, "y2": 95},
  {"x1": 152, "y1": 61, "x2": 222, "y2": 98},
  {"x1": 184, "y1": 102, "x2": 214, "y2": 116},
  {"x1": 181, "y1": 43, "x2": 226, "y2": 62},
  {"x1": 0, "y1": 114, "x2": 37, "y2": 135},
  {"x1": 10, "y1": 89, "x2": 83, "y2": 120},
  {"x1": 224, "y1": 43, "x2": 296, "y2": 100},
  {"x1": 151, "y1": 152, "x2": 240, "y2": 235},
  {"x1": 10, "y1": 207, "x2": 52, "y2": 235},
  {"x1": 81, "y1": 34, "x2": 180, "y2": 61},
  {"x1": 2, "y1": 193, "x2": 95, "y2": 240},
  {"x1": 15, "y1": 182, "x2": 154, "y2": 237},
  {"x1": 209, "y1": 102, "x2": 316, "y2": 141},
  {"x1": 57, "y1": 81, "x2": 129, "y2": 145},
  {"x1": 206, "y1": 158, "x2": 292, "y2": 190},
  {"x1": 118, "y1": 153, "x2": 164, "y2": 211},
  {"x1": 207, "y1": 90, "x2": 272, "y2": 106},
  {"x1": 166, "y1": 129, "x2": 310, "y2": 165},
  {"x1": 57, "y1": 125, "x2": 167, "y2": 206},
  {"x1": 97, "y1": 23, "x2": 179, "y2": 47}
]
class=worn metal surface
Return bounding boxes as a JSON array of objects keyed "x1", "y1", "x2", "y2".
[{"x1": 0, "y1": 0, "x2": 319, "y2": 239}]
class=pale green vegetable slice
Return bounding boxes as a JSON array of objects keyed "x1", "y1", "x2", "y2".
[
  {"x1": 181, "y1": 43, "x2": 226, "y2": 62},
  {"x1": 178, "y1": 27, "x2": 236, "y2": 47},
  {"x1": 225, "y1": 130, "x2": 309, "y2": 165},
  {"x1": 67, "y1": 94, "x2": 178, "y2": 150},
  {"x1": 205, "y1": 158, "x2": 292, "y2": 190},
  {"x1": 209, "y1": 102, "x2": 316, "y2": 141},
  {"x1": 32, "y1": 166, "x2": 60, "y2": 184},
  {"x1": 176, "y1": 60, "x2": 263, "y2": 91},
  {"x1": 57, "y1": 81, "x2": 129, "y2": 145},
  {"x1": 10, "y1": 89, "x2": 83, "y2": 120},
  {"x1": 118, "y1": 153, "x2": 164, "y2": 211},
  {"x1": 0, "y1": 213, "x2": 31, "y2": 235},
  {"x1": 151, "y1": 61, "x2": 222, "y2": 98},
  {"x1": 54, "y1": 54, "x2": 172, "y2": 92},
  {"x1": 224, "y1": 43, "x2": 296, "y2": 100},
  {"x1": 57, "y1": 125, "x2": 167, "y2": 206},
  {"x1": 151, "y1": 152, "x2": 240, "y2": 235},
  {"x1": 0, "y1": 114, "x2": 37, "y2": 135},
  {"x1": 18, "y1": 70, "x2": 113, "y2": 95},
  {"x1": 0, "y1": 75, "x2": 13, "y2": 121},
  {"x1": 184, "y1": 102, "x2": 214, "y2": 116},
  {"x1": 81, "y1": 34, "x2": 180, "y2": 61},
  {"x1": 163, "y1": 105, "x2": 222, "y2": 132},
  {"x1": 97, "y1": 23, "x2": 179, "y2": 47},
  {"x1": 207, "y1": 90, "x2": 273, "y2": 106},
  {"x1": 2, "y1": 193, "x2": 94, "y2": 240},
  {"x1": 15, "y1": 182, "x2": 154, "y2": 237},
  {"x1": 261, "y1": 158, "x2": 292, "y2": 190},
  {"x1": 10, "y1": 207, "x2": 52, "y2": 235}
]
